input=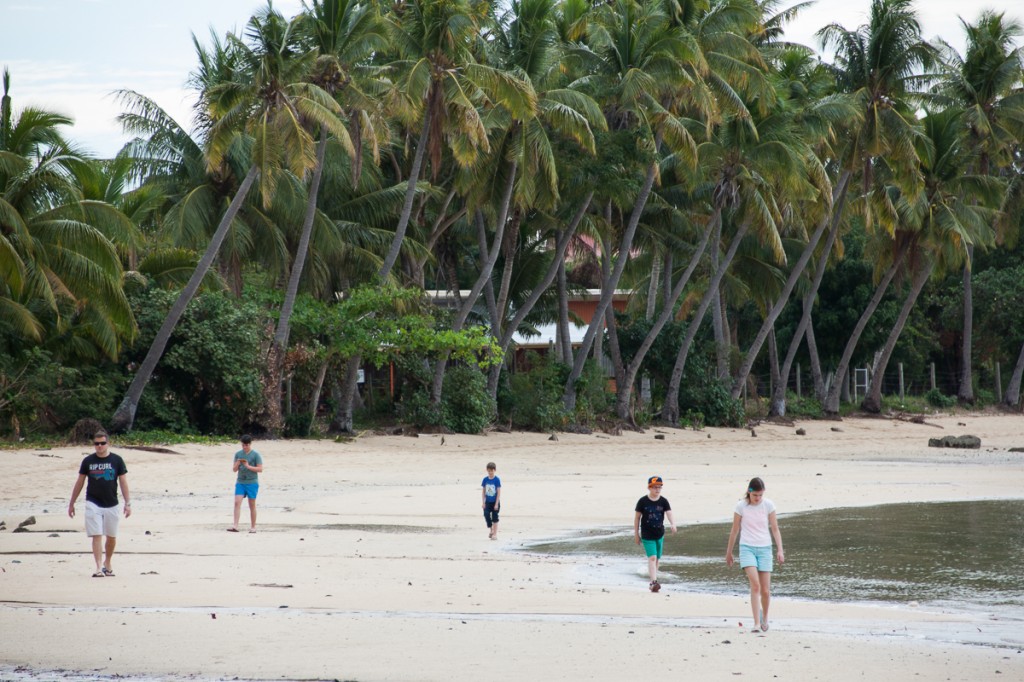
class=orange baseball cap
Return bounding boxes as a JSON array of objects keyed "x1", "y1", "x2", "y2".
[{"x1": 648, "y1": 476, "x2": 664, "y2": 487}]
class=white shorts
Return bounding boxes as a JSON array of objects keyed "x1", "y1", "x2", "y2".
[{"x1": 84, "y1": 501, "x2": 121, "y2": 537}]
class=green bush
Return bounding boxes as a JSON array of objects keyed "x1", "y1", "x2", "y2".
[
  {"x1": 925, "y1": 388, "x2": 957, "y2": 408},
  {"x1": 135, "y1": 386, "x2": 194, "y2": 434},
  {"x1": 398, "y1": 364, "x2": 494, "y2": 433},
  {"x1": 284, "y1": 412, "x2": 313, "y2": 438},
  {"x1": 783, "y1": 391, "x2": 824, "y2": 418},
  {"x1": 441, "y1": 364, "x2": 495, "y2": 433},
  {"x1": 505, "y1": 353, "x2": 570, "y2": 431},
  {"x1": 399, "y1": 389, "x2": 443, "y2": 428},
  {"x1": 677, "y1": 359, "x2": 745, "y2": 427},
  {"x1": 974, "y1": 388, "x2": 995, "y2": 407},
  {"x1": 125, "y1": 288, "x2": 264, "y2": 434},
  {"x1": 574, "y1": 359, "x2": 612, "y2": 423},
  {"x1": 681, "y1": 409, "x2": 705, "y2": 429},
  {"x1": 0, "y1": 349, "x2": 121, "y2": 437}
]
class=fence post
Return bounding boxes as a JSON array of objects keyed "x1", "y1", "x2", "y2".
[
  {"x1": 796, "y1": 363, "x2": 802, "y2": 398},
  {"x1": 930, "y1": 363, "x2": 936, "y2": 391},
  {"x1": 898, "y1": 362, "x2": 904, "y2": 401},
  {"x1": 996, "y1": 362, "x2": 1002, "y2": 403}
]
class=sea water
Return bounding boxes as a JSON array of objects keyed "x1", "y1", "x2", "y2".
[{"x1": 531, "y1": 500, "x2": 1024, "y2": 614}]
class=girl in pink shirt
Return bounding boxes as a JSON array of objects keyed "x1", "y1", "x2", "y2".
[{"x1": 726, "y1": 477, "x2": 785, "y2": 632}]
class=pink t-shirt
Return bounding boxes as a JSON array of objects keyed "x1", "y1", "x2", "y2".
[{"x1": 734, "y1": 498, "x2": 776, "y2": 547}]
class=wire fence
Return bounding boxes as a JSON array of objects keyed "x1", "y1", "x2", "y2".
[{"x1": 744, "y1": 361, "x2": 1011, "y2": 404}]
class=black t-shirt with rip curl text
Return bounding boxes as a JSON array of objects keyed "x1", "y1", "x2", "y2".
[
  {"x1": 635, "y1": 495, "x2": 671, "y2": 540},
  {"x1": 78, "y1": 453, "x2": 127, "y2": 508}
]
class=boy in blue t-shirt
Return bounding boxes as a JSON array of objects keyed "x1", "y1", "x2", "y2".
[{"x1": 481, "y1": 462, "x2": 501, "y2": 540}]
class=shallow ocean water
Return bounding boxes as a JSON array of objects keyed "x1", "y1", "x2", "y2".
[{"x1": 531, "y1": 500, "x2": 1024, "y2": 613}]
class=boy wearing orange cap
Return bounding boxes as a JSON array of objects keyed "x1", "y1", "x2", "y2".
[{"x1": 634, "y1": 476, "x2": 676, "y2": 592}]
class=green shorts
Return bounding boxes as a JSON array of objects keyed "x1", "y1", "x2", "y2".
[{"x1": 641, "y1": 537, "x2": 664, "y2": 558}]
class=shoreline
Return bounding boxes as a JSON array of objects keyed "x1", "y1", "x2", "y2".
[{"x1": 3, "y1": 414, "x2": 1024, "y2": 681}]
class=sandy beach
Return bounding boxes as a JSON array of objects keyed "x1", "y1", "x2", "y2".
[{"x1": 2, "y1": 414, "x2": 1023, "y2": 681}]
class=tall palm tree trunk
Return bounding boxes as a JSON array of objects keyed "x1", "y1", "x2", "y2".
[
  {"x1": 768, "y1": 246, "x2": 837, "y2": 416},
  {"x1": 861, "y1": 260, "x2": 934, "y2": 412},
  {"x1": 379, "y1": 106, "x2": 432, "y2": 280},
  {"x1": 257, "y1": 126, "x2": 331, "y2": 433},
  {"x1": 330, "y1": 355, "x2": 362, "y2": 432},
  {"x1": 1002, "y1": 340, "x2": 1024, "y2": 409},
  {"x1": 111, "y1": 165, "x2": 259, "y2": 432},
  {"x1": 958, "y1": 244, "x2": 975, "y2": 402},
  {"x1": 557, "y1": 258, "x2": 573, "y2": 365},
  {"x1": 642, "y1": 249, "x2": 660, "y2": 405},
  {"x1": 822, "y1": 243, "x2": 909, "y2": 416},
  {"x1": 767, "y1": 327, "x2": 781, "y2": 399},
  {"x1": 711, "y1": 262, "x2": 729, "y2": 380},
  {"x1": 307, "y1": 354, "x2": 332, "y2": 433},
  {"x1": 767, "y1": 176, "x2": 849, "y2": 416},
  {"x1": 485, "y1": 194, "x2": 593, "y2": 399},
  {"x1": 614, "y1": 216, "x2": 715, "y2": 419},
  {"x1": 429, "y1": 162, "x2": 517, "y2": 403},
  {"x1": 604, "y1": 303, "x2": 625, "y2": 398},
  {"x1": 806, "y1": 316, "x2": 826, "y2": 401},
  {"x1": 662, "y1": 219, "x2": 750, "y2": 424},
  {"x1": 494, "y1": 209, "x2": 523, "y2": 333},
  {"x1": 562, "y1": 162, "x2": 658, "y2": 412},
  {"x1": 732, "y1": 171, "x2": 852, "y2": 399}
]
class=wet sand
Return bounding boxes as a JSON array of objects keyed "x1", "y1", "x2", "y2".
[{"x1": 2, "y1": 414, "x2": 1023, "y2": 681}]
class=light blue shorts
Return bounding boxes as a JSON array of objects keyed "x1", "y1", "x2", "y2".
[
  {"x1": 739, "y1": 544, "x2": 773, "y2": 572},
  {"x1": 235, "y1": 482, "x2": 259, "y2": 499},
  {"x1": 641, "y1": 537, "x2": 664, "y2": 558}
]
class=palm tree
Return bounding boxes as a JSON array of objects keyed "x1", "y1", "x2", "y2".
[
  {"x1": 757, "y1": 45, "x2": 860, "y2": 416},
  {"x1": 559, "y1": 0, "x2": 702, "y2": 413},
  {"x1": 932, "y1": 11, "x2": 1024, "y2": 403},
  {"x1": 252, "y1": 0, "x2": 385, "y2": 432},
  {"x1": 729, "y1": 45, "x2": 859, "y2": 400},
  {"x1": 111, "y1": 4, "x2": 347, "y2": 432},
  {"x1": 859, "y1": 108, "x2": 999, "y2": 412},
  {"x1": 428, "y1": 0, "x2": 604, "y2": 403},
  {"x1": 661, "y1": 53, "x2": 805, "y2": 423},
  {"x1": 817, "y1": 0, "x2": 937, "y2": 416},
  {"x1": 378, "y1": 0, "x2": 535, "y2": 281},
  {"x1": 1, "y1": 69, "x2": 137, "y2": 363},
  {"x1": 609, "y1": 0, "x2": 790, "y2": 421}
]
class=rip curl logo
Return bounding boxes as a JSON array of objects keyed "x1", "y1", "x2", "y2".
[{"x1": 89, "y1": 462, "x2": 117, "y2": 481}]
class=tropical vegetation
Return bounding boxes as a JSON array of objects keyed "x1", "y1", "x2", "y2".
[{"x1": 2, "y1": 0, "x2": 1023, "y2": 440}]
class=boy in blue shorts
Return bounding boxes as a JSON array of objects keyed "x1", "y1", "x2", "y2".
[
  {"x1": 634, "y1": 476, "x2": 676, "y2": 592},
  {"x1": 228, "y1": 434, "x2": 263, "y2": 533}
]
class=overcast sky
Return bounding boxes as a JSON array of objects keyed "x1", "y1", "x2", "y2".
[{"x1": 3, "y1": 0, "x2": 1021, "y2": 157}]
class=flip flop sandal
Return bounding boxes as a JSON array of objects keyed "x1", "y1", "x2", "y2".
[
  {"x1": 92, "y1": 571, "x2": 104, "y2": 578},
  {"x1": 102, "y1": 567, "x2": 115, "y2": 577},
  {"x1": 226, "y1": 528, "x2": 240, "y2": 532}
]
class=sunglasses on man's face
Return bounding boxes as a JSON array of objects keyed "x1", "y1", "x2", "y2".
[{"x1": 94, "y1": 441, "x2": 108, "y2": 446}]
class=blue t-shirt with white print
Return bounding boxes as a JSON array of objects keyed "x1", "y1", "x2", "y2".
[{"x1": 481, "y1": 475, "x2": 501, "y2": 503}]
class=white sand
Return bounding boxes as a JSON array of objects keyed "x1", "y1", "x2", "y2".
[{"x1": 2, "y1": 414, "x2": 1023, "y2": 681}]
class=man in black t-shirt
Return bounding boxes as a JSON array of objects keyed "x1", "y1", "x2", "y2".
[
  {"x1": 68, "y1": 430, "x2": 131, "y2": 577},
  {"x1": 634, "y1": 476, "x2": 677, "y2": 592}
]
